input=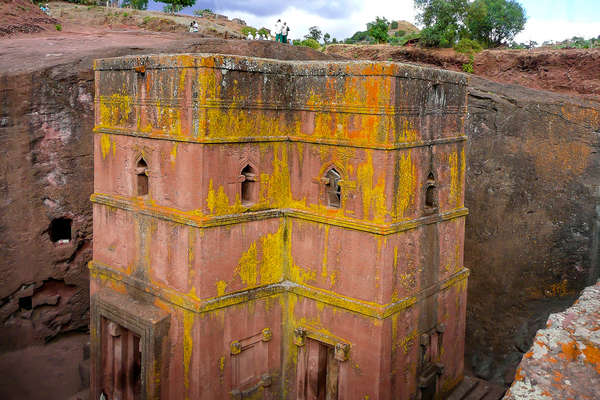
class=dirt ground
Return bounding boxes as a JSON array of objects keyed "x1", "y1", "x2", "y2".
[
  {"x1": 325, "y1": 44, "x2": 600, "y2": 102},
  {"x1": 0, "y1": 332, "x2": 88, "y2": 400},
  {"x1": 0, "y1": 0, "x2": 247, "y2": 38}
]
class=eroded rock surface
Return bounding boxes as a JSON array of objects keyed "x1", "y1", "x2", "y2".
[
  {"x1": 504, "y1": 280, "x2": 600, "y2": 399},
  {"x1": 466, "y1": 76, "x2": 600, "y2": 383}
]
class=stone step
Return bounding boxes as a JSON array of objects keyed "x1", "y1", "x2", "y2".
[{"x1": 447, "y1": 376, "x2": 506, "y2": 400}]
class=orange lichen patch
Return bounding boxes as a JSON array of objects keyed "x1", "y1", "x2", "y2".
[
  {"x1": 552, "y1": 370, "x2": 564, "y2": 383},
  {"x1": 514, "y1": 367, "x2": 525, "y2": 381},
  {"x1": 559, "y1": 341, "x2": 581, "y2": 361},
  {"x1": 582, "y1": 344, "x2": 600, "y2": 374},
  {"x1": 526, "y1": 136, "x2": 592, "y2": 180}
]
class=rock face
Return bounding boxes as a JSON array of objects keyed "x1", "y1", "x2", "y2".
[
  {"x1": 0, "y1": 61, "x2": 94, "y2": 351},
  {"x1": 0, "y1": 36, "x2": 337, "y2": 352},
  {"x1": 504, "y1": 280, "x2": 600, "y2": 399},
  {"x1": 465, "y1": 76, "x2": 600, "y2": 383}
]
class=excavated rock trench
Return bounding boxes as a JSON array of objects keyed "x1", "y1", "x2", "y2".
[{"x1": 1, "y1": 33, "x2": 600, "y2": 398}]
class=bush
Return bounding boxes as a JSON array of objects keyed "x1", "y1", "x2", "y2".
[
  {"x1": 194, "y1": 8, "x2": 213, "y2": 16},
  {"x1": 257, "y1": 27, "x2": 270, "y2": 39},
  {"x1": 241, "y1": 26, "x2": 257, "y2": 39},
  {"x1": 55, "y1": 24, "x2": 62, "y2": 31},
  {"x1": 298, "y1": 38, "x2": 320, "y2": 50},
  {"x1": 390, "y1": 21, "x2": 399, "y2": 29},
  {"x1": 462, "y1": 54, "x2": 474, "y2": 73},
  {"x1": 454, "y1": 38, "x2": 483, "y2": 53}
]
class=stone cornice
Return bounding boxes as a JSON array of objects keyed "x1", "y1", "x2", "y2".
[
  {"x1": 93, "y1": 128, "x2": 467, "y2": 150},
  {"x1": 90, "y1": 260, "x2": 469, "y2": 320},
  {"x1": 91, "y1": 192, "x2": 468, "y2": 235}
]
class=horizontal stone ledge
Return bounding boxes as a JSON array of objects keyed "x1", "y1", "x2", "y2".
[
  {"x1": 95, "y1": 97, "x2": 466, "y2": 116},
  {"x1": 93, "y1": 53, "x2": 469, "y2": 86},
  {"x1": 93, "y1": 128, "x2": 468, "y2": 150},
  {"x1": 90, "y1": 192, "x2": 468, "y2": 235},
  {"x1": 90, "y1": 260, "x2": 469, "y2": 319}
]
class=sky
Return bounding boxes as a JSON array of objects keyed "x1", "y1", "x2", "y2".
[{"x1": 148, "y1": 0, "x2": 599, "y2": 44}]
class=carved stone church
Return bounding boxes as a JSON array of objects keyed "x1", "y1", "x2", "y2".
[{"x1": 90, "y1": 53, "x2": 469, "y2": 399}]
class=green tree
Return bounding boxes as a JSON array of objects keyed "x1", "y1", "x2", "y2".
[
  {"x1": 257, "y1": 27, "x2": 270, "y2": 39},
  {"x1": 367, "y1": 17, "x2": 390, "y2": 43},
  {"x1": 298, "y1": 38, "x2": 320, "y2": 49},
  {"x1": 415, "y1": 0, "x2": 468, "y2": 47},
  {"x1": 465, "y1": 0, "x2": 526, "y2": 47},
  {"x1": 344, "y1": 30, "x2": 369, "y2": 44},
  {"x1": 193, "y1": 8, "x2": 212, "y2": 16},
  {"x1": 323, "y1": 33, "x2": 331, "y2": 44},
  {"x1": 158, "y1": 0, "x2": 194, "y2": 14},
  {"x1": 241, "y1": 26, "x2": 257, "y2": 39},
  {"x1": 305, "y1": 26, "x2": 322, "y2": 41},
  {"x1": 121, "y1": 0, "x2": 148, "y2": 10}
]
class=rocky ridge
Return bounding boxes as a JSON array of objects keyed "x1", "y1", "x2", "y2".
[{"x1": 504, "y1": 280, "x2": 600, "y2": 399}]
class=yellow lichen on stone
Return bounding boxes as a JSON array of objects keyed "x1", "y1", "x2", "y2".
[
  {"x1": 266, "y1": 143, "x2": 291, "y2": 208},
  {"x1": 100, "y1": 93, "x2": 132, "y2": 127},
  {"x1": 236, "y1": 242, "x2": 258, "y2": 287},
  {"x1": 449, "y1": 149, "x2": 464, "y2": 208},
  {"x1": 170, "y1": 143, "x2": 178, "y2": 164},
  {"x1": 100, "y1": 133, "x2": 111, "y2": 159},
  {"x1": 216, "y1": 280, "x2": 227, "y2": 296},
  {"x1": 183, "y1": 311, "x2": 194, "y2": 399},
  {"x1": 321, "y1": 225, "x2": 330, "y2": 279},
  {"x1": 206, "y1": 179, "x2": 240, "y2": 216},
  {"x1": 399, "y1": 119, "x2": 419, "y2": 143},
  {"x1": 356, "y1": 151, "x2": 387, "y2": 223},
  {"x1": 260, "y1": 225, "x2": 285, "y2": 285},
  {"x1": 395, "y1": 151, "x2": 416, "y2": 220}
]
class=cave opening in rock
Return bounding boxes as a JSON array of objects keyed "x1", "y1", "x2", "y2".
[
  {"x1": 19, "y1": 296, "x2": 32, "y2": 310},
  {"x1": 49, "y1": 217, "x2": 72, "y2": 243}
]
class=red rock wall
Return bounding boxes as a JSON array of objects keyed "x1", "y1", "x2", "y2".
[
  {"x1": 465, "y1": 76, "x2": 600, "y2": 383},
  {"x1": 0, "y1": 67, "x2": 94, "y2": 351}
]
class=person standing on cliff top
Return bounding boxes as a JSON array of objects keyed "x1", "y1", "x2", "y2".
[
  {"x1": 281, "y1": 22, "x2": 289, "y2": 44},
  {"x1": 274, "y1": 19, "x2": 282, "y2": 42}
]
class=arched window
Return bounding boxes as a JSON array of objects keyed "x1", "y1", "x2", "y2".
[
  {"x1": 324, "y1": 168, "x2": 341, "y2": 208},
  {"x1": 241, "y1": 164, "x2": 257, "y2": 205},
  {"x1": 136, "y1": 158, "x2": 149, "y2": 196},
  {"x1": 425, "y1": 172, "x2": 437, "y2": 212},
  {"x1": 425, "y1": 186, "x2": 436, "y2": 208}
]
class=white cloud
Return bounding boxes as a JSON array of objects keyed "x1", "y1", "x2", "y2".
[
  {"x1": 221, "y1": 0, "x2": 418, "y2": 41},
  {"x1": 514, "y1": 18, "x2": 600, "y2": 44}
]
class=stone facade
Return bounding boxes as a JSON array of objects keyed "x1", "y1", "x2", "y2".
[{"x1": 91, "y1": 54, "x2": 469, "y2": 399}]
